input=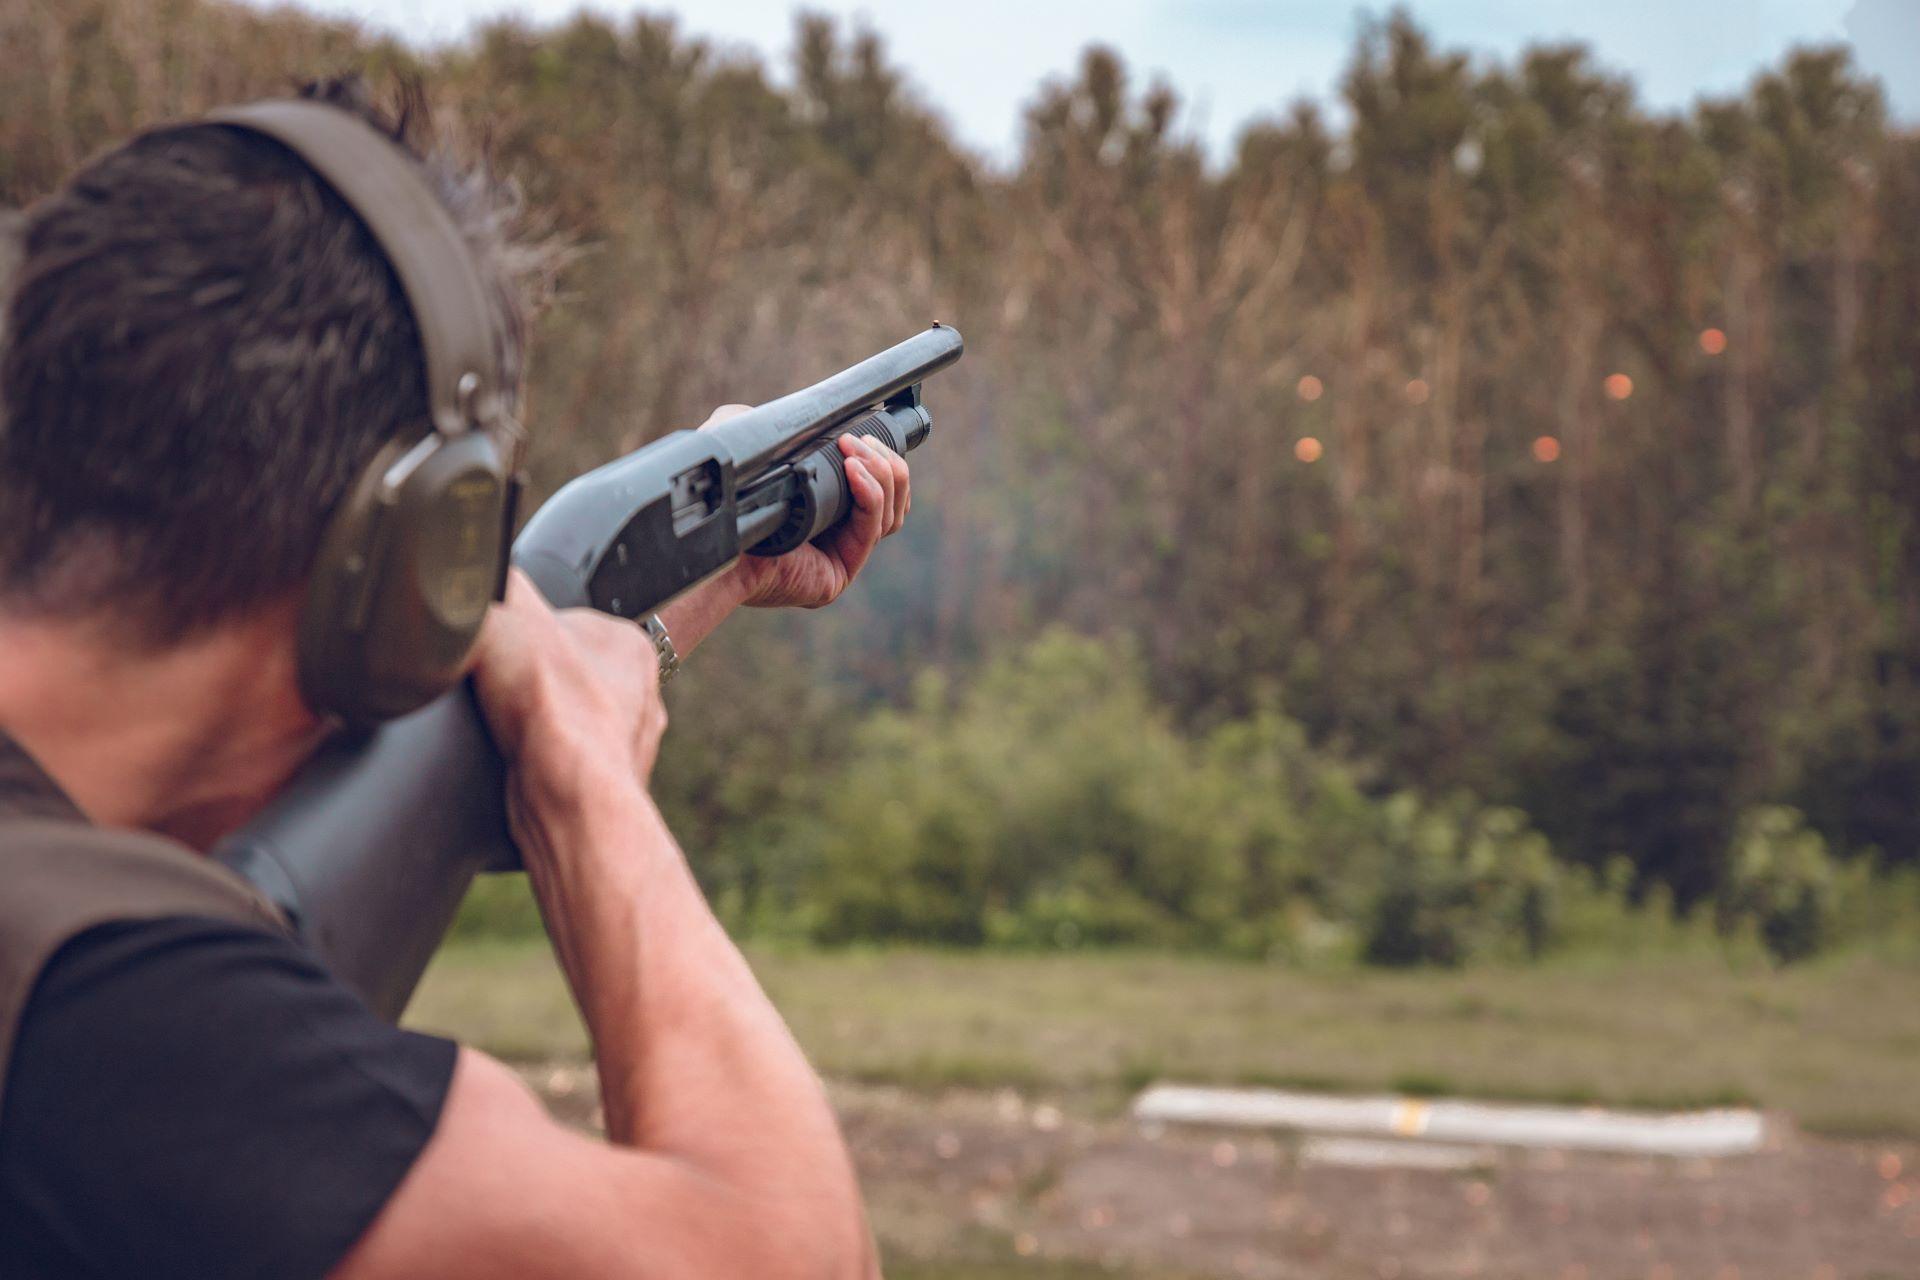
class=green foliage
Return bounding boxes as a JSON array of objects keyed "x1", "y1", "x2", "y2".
[
  {"x1": 1511, "y1": 595, "x2": 1764, "y2": 908},
  {"x1": 1719, "y1": 806, "x2": 1837, "y2": 964},
  {"x1": 448, "y1": 872, "x2": 546, "y2": 942},
  {"x1": 1362, "y1": 796, "x2": 1562, "y2": 967},
  {"x1": 1828, "y1": 860, "x2": 1920, "y2": 960},
  {"x1": 1554, "y1": 861, "x2": 1728, "y2": 960},
  {"x1": 803, "y1": 631, "x2": 1212, "y2": 947},
  {"x1": 796, "y1": 631, "x2": 1572, "y2": 963},
  {"x1": 439, "y1": 626, "x2": 1920, "y2": 968},
  {"x1": 1794, "y1": 665, "x2": 1920, "y2": 869}
]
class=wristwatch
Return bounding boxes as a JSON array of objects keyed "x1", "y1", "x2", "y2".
[{"x1": 641, "y1": 614, "x2": 681, "y2": 684}]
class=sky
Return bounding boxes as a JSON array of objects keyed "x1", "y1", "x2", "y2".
[{"x1": 260, "y1": 0, "x2": 1920, "y2": 163}]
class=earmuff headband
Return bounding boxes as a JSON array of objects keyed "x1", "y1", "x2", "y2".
[{"x1": 205, "y1": 100, "x2": 506, "y2": 439}]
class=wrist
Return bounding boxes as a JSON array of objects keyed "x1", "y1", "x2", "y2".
[
  {"x1": 511, "y1": 752, "x2": 677, "y2": 877},
  {"x1": 659, "y1": 560, "x2": 756, "y2": 650},
  {"x1": 512, "y1": 734, "x2": 647, "y2": 822},
  {"x1": 710, "y1": 556, "x2": 765, "y2": 608}
]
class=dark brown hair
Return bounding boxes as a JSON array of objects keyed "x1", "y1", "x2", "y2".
[{"x1": 0, "y1": 79, "x2": 546, "y2": 641}]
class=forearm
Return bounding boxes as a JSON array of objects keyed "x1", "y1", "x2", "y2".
[
  {"x1": 513, "y1": 764, "x2": 872, "y2": 1269},
  {"x1": 655, "y1": 564, "x2": 753, "y2": 658}
]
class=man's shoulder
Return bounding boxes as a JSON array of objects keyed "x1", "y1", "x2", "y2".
[
  {"x1": 0, "y1": 809, "x2": 285, "y2": 939},
  {"x1": 8, "y1": 909, "x2": 455, "y2": 1122},
  {"x1": 0, "y1": 815, "x2": 291, "y2": 1070}
]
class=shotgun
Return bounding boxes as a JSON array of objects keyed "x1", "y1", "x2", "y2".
[{"x1": 216, "y1": 325, "x2": 964, "y2": 1019}]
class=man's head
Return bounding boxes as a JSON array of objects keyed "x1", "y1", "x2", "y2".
[{"x1": 0, "y1": 79, "x2": 541, "y2": 647}]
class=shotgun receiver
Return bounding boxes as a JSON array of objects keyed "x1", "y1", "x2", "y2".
[{"x1": 216, "y1": 325, "x2": 964, "y2": 1020}]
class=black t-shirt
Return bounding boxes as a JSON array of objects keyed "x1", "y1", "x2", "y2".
[{"x1": 0, "y1": 913, "x2": 457, "y2": 1280}]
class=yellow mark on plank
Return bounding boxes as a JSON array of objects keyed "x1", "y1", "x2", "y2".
[{"x1": 1391, "y1": 1099, "x2": 1432, "y2": 1137}]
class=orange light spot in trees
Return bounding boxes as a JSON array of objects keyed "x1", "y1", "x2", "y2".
[
  {"x1": 1700, "y1": 327, "x2": 1728, "y2": 355},
  {"x1": 1533, "y1": 436, "x2": 1562, "y2": 462},
  {"x1": 1295, "y1": 436, "x2": 1324, "y2": 463},
  {"x1": 1604, "y1": 373, "x2": 1634, "y2": 400},
  {"x1": 1878, "y1": 1152, "x2": 1903, "y2": 1181},
  {"x1": 1405, "y1": 377, "x2": 1431, "y2": 405},
  {"x1": 1297, "y1": 374, "x2": 1324, "y2": 402}
]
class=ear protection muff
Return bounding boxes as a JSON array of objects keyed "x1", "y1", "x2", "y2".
[{"x1": 194, "y1": 100, "x2": 524, "y2": 727}]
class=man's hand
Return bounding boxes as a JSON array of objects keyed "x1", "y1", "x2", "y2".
[
  {"x1": 468, "y1": 571, "x2": 668, "y2": 855},
  {"x1": 707, "y1": 403, "x2": 912, "y2": 611},
  {"x1": 732, "y1": 430, "x2": 911, "y2": 609},
  {"x1": 650, "y1": 403, "x2": 915, "y2": 660}
]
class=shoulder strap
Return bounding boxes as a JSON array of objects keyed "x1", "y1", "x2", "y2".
[{"x1": 0, "y1": 817, "x2": 290, "y2": 1104}]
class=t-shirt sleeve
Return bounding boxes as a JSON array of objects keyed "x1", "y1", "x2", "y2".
[{"x1": 0, "y1": 914, "x2": 458, "y2": 1280}]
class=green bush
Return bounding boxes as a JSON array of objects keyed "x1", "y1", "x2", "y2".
[
  {"x1": 1828, "y1": 859, "x2": 1920, "y2": 958},
  {"x1": 1193, "y1": 711, "x2": 1379, "y2": 931},
  {"x1": 1719, "y1": 806, "x2": 1837, "y2": 964},
  {"x1": 1361, "y1": 795, "x2": 1563, "y2": 966},
  {"x1": 798, "y1": 629, "x2": 1572, "y2": 963},
  {"x1": 801, "y1": 631, "x2": 1346, "y2": 946},
  {"x1": 449, "y1": 872, "x2": 547, "y2": 941},
  {"x1": 803, "y1": 631, "x2": 1223, "y2": 946},
  {"x1": 1549, "y1": 860, "x2": 1731, "y2": 960}
]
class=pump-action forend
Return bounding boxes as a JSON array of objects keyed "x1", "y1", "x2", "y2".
[{"x1": 217, "y1": 325, "x2": 965, "y2": 1020}]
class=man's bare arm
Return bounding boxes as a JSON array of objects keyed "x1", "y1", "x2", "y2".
[
  {"x1": 336, "y1": 784, "x2": 872, "y2": 1278},
  {"x1": 332, "y1": 429, "x2": 911, "y2": 1279}
]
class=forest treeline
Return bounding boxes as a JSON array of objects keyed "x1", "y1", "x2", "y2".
[{"x1": 4, "y1": 0, "x2": 1918, "y2": 961}]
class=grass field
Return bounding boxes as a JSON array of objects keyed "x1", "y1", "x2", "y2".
[{"x1": 408, "y1": 941, "x2": 1920, "y2": 1138}]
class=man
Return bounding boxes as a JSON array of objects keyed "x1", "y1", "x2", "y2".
[{"x1": 0, "y1": 83, "x2": 908, "y2": 1278}]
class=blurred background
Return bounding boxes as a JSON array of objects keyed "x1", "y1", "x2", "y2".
[{"x1": 4, "y1": 1, "x2": 1918, "y2": 1275}]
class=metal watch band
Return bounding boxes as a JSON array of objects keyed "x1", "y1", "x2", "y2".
[{"x1": 641, "y1": 614, "x2": 681, "y2": 684}]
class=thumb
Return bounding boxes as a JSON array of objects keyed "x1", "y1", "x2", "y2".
[
  {"x1": 469, "y1": 570, "x2": 552, "y2": 678},
  {"x1": 697, "y1": 403, "x2": 753, "y2": 430}
]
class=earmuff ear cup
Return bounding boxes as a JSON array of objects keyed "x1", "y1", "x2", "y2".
[{"x1": 298, "y1": 430, "x2": 510, "y2": 727}]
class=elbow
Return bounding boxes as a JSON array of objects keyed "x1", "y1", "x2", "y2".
[
  {"x1": 830, "y1": 1207, "x2": 882, "y2": 1280},
  {"x1": 650, "y1": 1144, "x2": 874, "y2": 1279},
  {"x1": 749, "y1": 1193, "x2": 876, "y2": 1280},
  {"x1": 804, "y1": 1206, "x2": 881, "y2": 1280}
]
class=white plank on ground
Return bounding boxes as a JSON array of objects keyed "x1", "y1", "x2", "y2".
[{"x1": 1132, "y1": 1084, "x2": 1765, "y2": 1157}]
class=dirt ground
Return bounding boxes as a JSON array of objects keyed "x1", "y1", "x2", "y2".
[{"x1": 523, "y1": 1064, "x2": 1920, "y2": 1280}]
